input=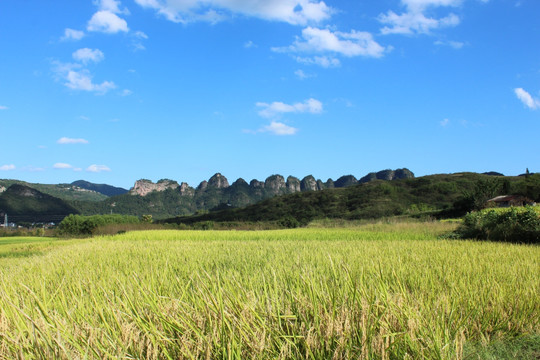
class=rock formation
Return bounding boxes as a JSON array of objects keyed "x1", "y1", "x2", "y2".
[
  {"x1": 265, "y1": 175, "x2": 286, "y2": 195},
  {"x1": 129, "y1": 179, "x2": 179, "y2": 196},
  {"x1": 286, "y1": 176, "x2": 301, "y2": 193},
  {"x1": 208, "y1": 173, "x2": 229, "y2": 188},
  {"x1": 300, "y1": 175, "x2": 318, "y2": 192}
]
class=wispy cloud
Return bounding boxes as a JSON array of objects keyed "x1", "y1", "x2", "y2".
[
  {"x1": 0, "y1": 105, "x2": 8, "y2": 110},
  {"x1": 0, "y1": 164, "x2": 15, "y2": 171},
  {"x1": 61, "y1": 28, "x2": 85, "y2": 41},
  {"x1": 440, "y1": 118, "x2": 450, "y2": 126},
  {"x1": 273, "y1": 27, "x2": 387, "y2": 67},
  {"x1": 72, "y1": 48, "x2": 105, "y2": 64},
  {"x1": 514, "y1": 88, "x2": 539, "y2": 110},
  {"x1": 53, "y1": 162, "x2": 74, "y2": 169},
  {"x1": 57, "y1": 137, "x2": 89, "y2": 144},
  {"x1": 134, "y1": 0, "x2": 333, "y2": 26},
  {"x1": 379, "y1": 0, "x2": 461, "y2": 35},
  {"x1": 65, "y1": 69, "x2": 116, "y2": 93},
  {"x1": 257, "y1": 98, "x2": 323, "y2": 118},
  {"x1": 53, "y1": 163, "x2": 83, "y2": 171},
  {"x1": 52, "y1": 56, "x2": 116, "y2": 94},
  {"x1": 261, "y1": 121, "x2": 298, "y2": 135},
  {"x1": 294, "y1": 69, "x2": 315, "y2": 80},
  {"x1": 434, "y1": 40, "x2": 464, "y2": 49},
  {"x1": 87, "y1": 164, "x2": 111, "y2": 172}
]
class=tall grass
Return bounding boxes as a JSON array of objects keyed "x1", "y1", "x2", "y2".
[{"x1": 0, "y1": 222, "x2": 538, "y2": 359}]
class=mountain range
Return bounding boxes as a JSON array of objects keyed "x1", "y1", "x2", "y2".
[{"x1": 1, "y1": 168, "x2": 538, "y2": 224}]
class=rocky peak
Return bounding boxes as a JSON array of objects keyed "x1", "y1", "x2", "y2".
[
  {"x1": 129, "y1": 179, "x2": 179, "y2": 196},
  {"x1": 249, "y1": 179, "x2": 264, "y2": 188},
  {"x1": 197, "y1": 180, "x2": 208, "y2": 191},
  {"x1": 208, "y1": 173, "x2": 229, "y2": 189},
  {"x1": 334, "y1": 175, "x2": 358, "y2": 188},
  {"x1": 316, "y1": 180, "x2": 326, "y2": 191},
  {"x1": 265, "y1": 175, "x2": 286, "y2": 195},
  {"x1": 179, "y1": 182, "x2": 194, "y2": 197},
  {"x1": 359, "y1": 168, "x2": 415, "y2": 183},
  {"x1": 325, "y1": 179, "x2": 335, "y2": 189},
  {"x1": 300, "y1": 175, "x2": 318, "y2": 192},
  {"x1": 286, "y1": 176, "x2": 301, "y2": 193},
  {"x1": 232, "y1": 178, "x2": 249, "y2": 188}
]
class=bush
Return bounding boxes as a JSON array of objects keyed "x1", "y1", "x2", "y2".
[
  {"x1": 58, "y1": 214, "x2": 140, "y2": 236},
  {"x1": 457, "y1": 206, "x2": 540, "y2": 243}
]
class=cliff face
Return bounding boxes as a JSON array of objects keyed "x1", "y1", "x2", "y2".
[
  {"x1": 265, "y1": 175, "x2": 286, "y2": 195},
  {"x1": 208, "y1": 173, "x2": 229, "y2": 189},
  {"x1": 287, "y1": 176, "x2": 301, "y2": 193},
  {"x1": 129, "y1": 179, "x2": 179, "y2": 196}
]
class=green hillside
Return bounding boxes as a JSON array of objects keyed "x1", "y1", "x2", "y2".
[
  {"x1": 0, "y1": 179, "x2": 107, "y2": 202},
  {"x1": 162, "y1": 173, "x2": 540, "y2": 226},
  {"x1": 0, "y1": 184, "x2": 79, "y2": 223}
]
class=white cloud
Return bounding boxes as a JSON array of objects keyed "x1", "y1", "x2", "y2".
[
  {"x1": 87, "y1": 164, "x2": 111, "y2": 172},
  {"x1": 65, "y1": 70, "x2": 116, "y2": 93},
  {"x1": 95, "y1": 0, "x2": 130, "y2": 14},
  {"x1": 120, "y1": 89, "x2": 133, "y2": 96},
  {"x1": 378, "y1": 0, "x2": 461, "y2": 35},
  {"x1": 244, "y1": 40, "x2": 255, "y2": 48},
  {"x1": 0, "y1": 105, "x2": 8, "y2": 110},
  {"x1": 261, "y1": 121, "x2": 298, "y2": 135},
  {"x1": 514, "y1": 88, "x2": 539, "y2": 110},
  {"x1": 257, "y1": 98, "x2": 323, "y2": 118},
  {"x1": 53, "y1": 163, "x2": 74, "y2": 169},
  {"x1": 87, "y1": 11, "x2": 129, "y2": 33},
  {"x1": 440, "y1": 118, "x2": 450, "y2": 126},
  {"x1": 72, "y1": 48, "x2": 105, "y2": 64},
  {"x1": 61, "y1": 28, "x2": 85, "y2": 41},
  {"x1": 275, "y1": 27, "x2": 387, "y2": 59},
  {"x1": 0, "y1": 164, "x2": 15, "y2": 171},
  {"x1": 379, "y1": 10, "x2": 459, "y2": 35},
  {"x1": 57, "y1": 137, "x2": 89, "y2": 145},
  {"x1": 134, "y1": 0, "x2": 333, "y2": 25}
]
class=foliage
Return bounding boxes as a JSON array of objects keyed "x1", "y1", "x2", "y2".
[
  {"x1": 0, "y1": 224, "x2": 538, "y2": 359},
  {"x1": 57, "y1": 214, "x2": 140, "y2": 236},
  {"x1": 456, "y1": 206, "x2": 540, "y2": 243},
  {"x1": 0, "y1": 184, "x2": 79, "y2": 223}
]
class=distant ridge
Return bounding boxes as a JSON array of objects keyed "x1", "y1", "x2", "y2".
[
  {"x1": 72, "y1": 180, "x2": 128, "y2": 197},
  {"x1": 0, "y1": 184, "x2": 79, "y2": 222}
]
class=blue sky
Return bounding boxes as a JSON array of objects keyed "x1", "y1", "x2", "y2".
[{"x1": 0, "y1": 0, "x2": 538, "y2": 189}]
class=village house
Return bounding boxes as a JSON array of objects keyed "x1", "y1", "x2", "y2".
[{"x1": 487, "y1": 195, "x2": 535, "y2": 208}]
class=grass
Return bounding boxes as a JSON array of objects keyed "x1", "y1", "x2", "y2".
[{"x1": 0, "y1": 221, "x2": 538, "y2": 359}]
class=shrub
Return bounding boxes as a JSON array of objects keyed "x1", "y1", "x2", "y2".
[
  {"x1": 457, "y1": 206, "x2": 540, "y2": 243},
  {"x1": 58, "y1": 214, "x2": 140, "y2": 236}
]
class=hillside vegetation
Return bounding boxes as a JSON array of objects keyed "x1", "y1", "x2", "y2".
[
  {"x1": 163, "y1": 173, "x2": 540, "y2": 226},
  {"x1": 0, "y1": 184, "x2": 79, "y2": 223},
  {"x1": 0, "y1": 179, "x2": 107, "y2": 202}
]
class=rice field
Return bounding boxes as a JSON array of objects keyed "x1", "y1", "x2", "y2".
[{"x1": 0, "y1": 222, "x2": 538, "y2": 359}]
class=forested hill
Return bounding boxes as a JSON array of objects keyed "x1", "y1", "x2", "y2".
[
  {"x1": 0, "y1": 184, "x2": 79, "y2": 223},
  {"x1": 162, "y1": 173, "x2": 540, "y2": 226}
]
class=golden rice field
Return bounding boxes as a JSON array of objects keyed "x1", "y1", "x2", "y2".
[{"x1": 0, "y1": 222, "x2": 538, "y2": 359}]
